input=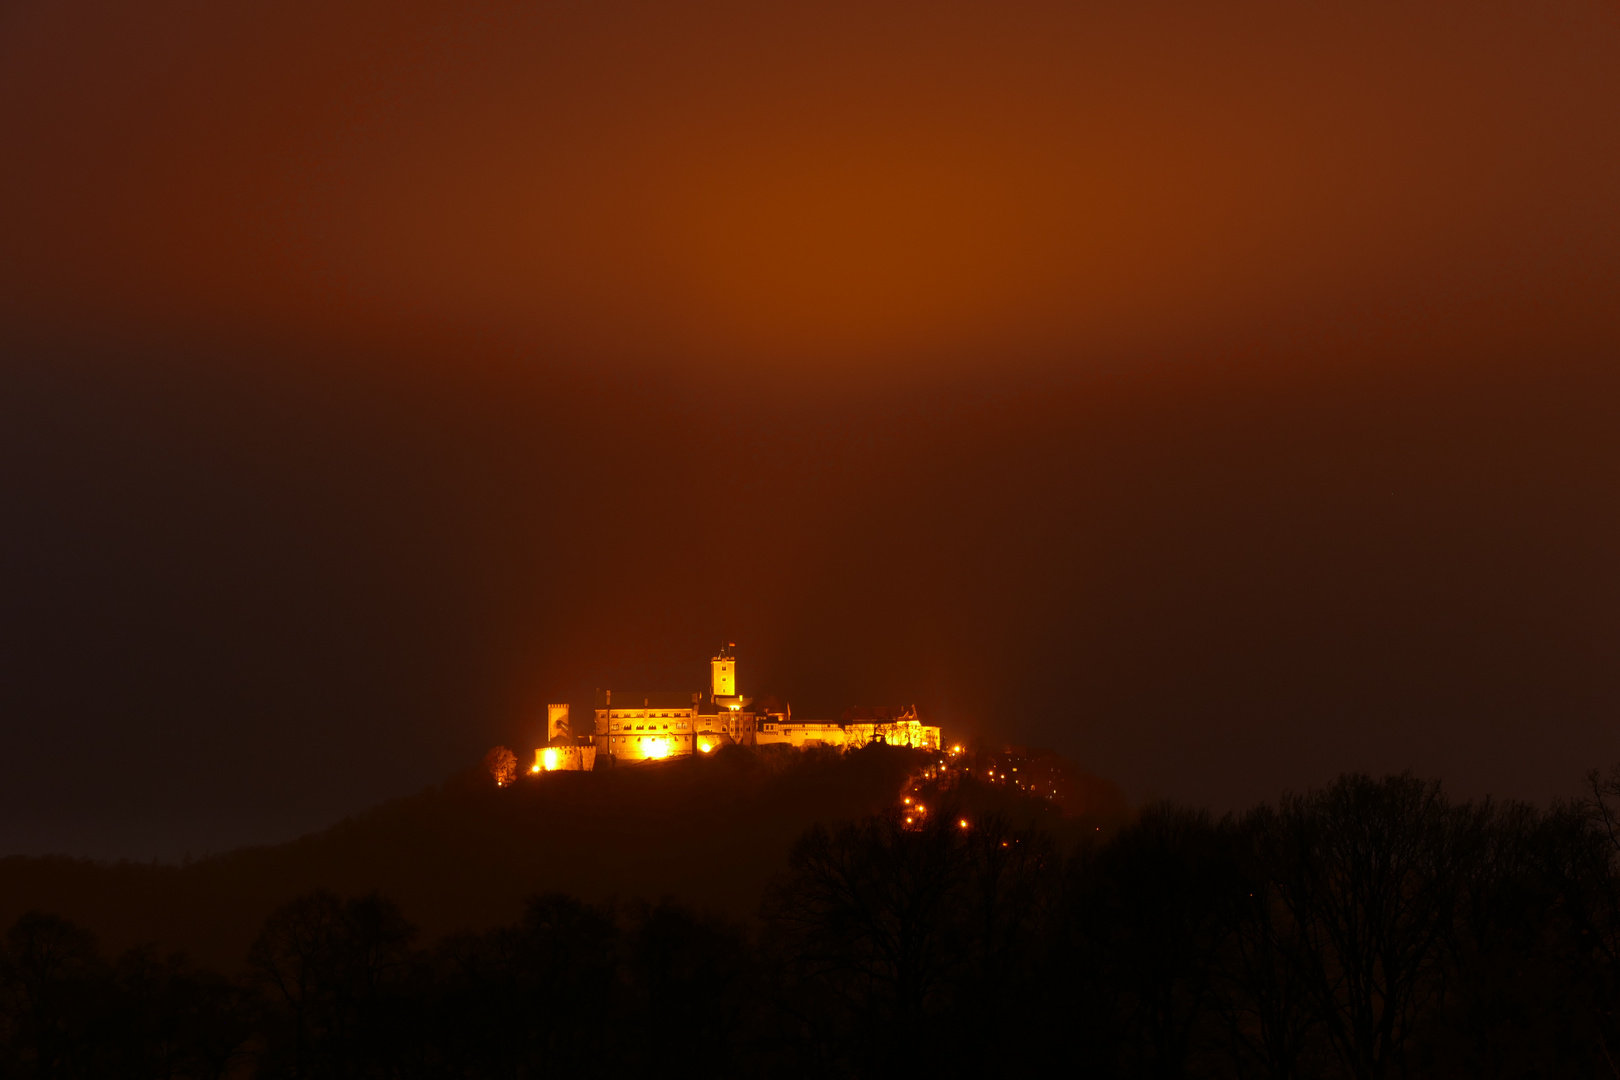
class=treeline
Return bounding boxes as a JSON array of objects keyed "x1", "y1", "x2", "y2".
[{"x1": 5, "y1": 771, "x2": 1620, "y2": 1078}]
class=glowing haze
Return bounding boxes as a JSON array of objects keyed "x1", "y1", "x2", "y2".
[
  {"x1": 3, "y1": 0, "x2": 1617, "y2": 370},
  {"x1": 3, "y1": 0, "x2": 1620, "y2": 858}
]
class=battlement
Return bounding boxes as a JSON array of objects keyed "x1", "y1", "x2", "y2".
[{"x1": 539, "y1": 649, "x2": 941, "y2": 768}]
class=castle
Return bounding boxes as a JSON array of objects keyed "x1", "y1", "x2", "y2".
[{"x1": 534, "y1": 646, "x2": 941, "y2": 770}]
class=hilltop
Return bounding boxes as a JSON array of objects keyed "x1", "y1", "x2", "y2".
[{"x1": 0, "y1": 744, "x2": 1129, "y2": 971}]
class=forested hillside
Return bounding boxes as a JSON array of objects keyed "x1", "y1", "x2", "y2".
[{"x1": 0, "y1": 745, "x2": 1124, "y2": 971}]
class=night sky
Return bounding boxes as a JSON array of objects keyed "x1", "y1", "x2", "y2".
[{"x1": 3, "y1": 0, "x2": 1620, "y2": 859}]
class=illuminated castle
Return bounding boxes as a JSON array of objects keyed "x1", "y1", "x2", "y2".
[{"x1": 534, "y1": 646, "x2": 940, "y2": 770}]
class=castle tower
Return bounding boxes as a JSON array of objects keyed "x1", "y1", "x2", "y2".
[
  {"x1": 547, "y1": 703, "x2": 571, "y2": 741},
  {"x1": 711, "y1": 644, "x2": 736, "y2": 699}
]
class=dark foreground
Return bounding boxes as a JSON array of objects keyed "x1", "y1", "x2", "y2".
[{"x1": 6, "y1": 768, "x2": 1620, "y2": 1078}]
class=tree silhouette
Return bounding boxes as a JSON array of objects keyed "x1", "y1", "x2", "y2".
[
  {"x1": 433, "y1": 892, "x2": 619, "y2": 1078},
  {"x1": 1063, "y1": 803, "x2": 1238, "y2": 1078},
  {"x1": 760, "y1": 807, "x2": 1056, "y2": 1077},
  {"x1": 0, "y1": 912, "x2": 102, "y2": 1080},
  {"x1": 623, "y1": 899, "x2": 758, "y2": 1078},
  {"x1": 248, "y1": 890, "x2": 415, "y2": 1079},
  {"x1": 11, "y1": 763, "x2": 1620, "y2": 1078},
  {"x1": 1217, "y1": 804, "x2": 1326, "y2": 1080},
  {"x1": 762, "y1": 808, "x2": 968, "y2": 1074},
  {"x1": 1272, "y1": 773, "x2": 1477, "y2": 1080}
]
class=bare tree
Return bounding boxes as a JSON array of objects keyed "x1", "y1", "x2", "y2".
[
  {"x1": 248, "y1": 890, "x2": 415, "y2": 1080},
  {"x1": 761, "y1": 808, "x2": 969, "y2": 1075},
  {"x1": 1218, "y1": 805, "x2": 1324, "y2": 1080},
  {"x1": 1273, "y1": 773, "x2": 1477, "y2": 1080},
  {"x1": 436, "y1": 893, "x2": 619, "y2": 1078},
  {"x1": 1065, "y1": 803, "x2": 1237, "y2": 1078},
  {"x1": 484, "y1": 746, "x2": 517, "y2": 788},
  {"x1": 0, "y1": 912, "x2": 102, "y2": 1080},
  {"x1": 1581, "y1": 767, "x2": 1620, "y2": 1075}
]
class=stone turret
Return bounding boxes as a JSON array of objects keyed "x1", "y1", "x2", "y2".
[{"x1": 711, "y1": 644, "x2": 736, "y2": 698}]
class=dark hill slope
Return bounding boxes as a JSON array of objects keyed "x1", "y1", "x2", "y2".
[{"x1": 0, "y1": 745, "x2": 943, "y2": 970}]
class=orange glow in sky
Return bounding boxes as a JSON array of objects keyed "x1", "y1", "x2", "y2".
[
  {"x1": 1, "y1": 0, "x2": 1616, "y2": 375},
  {"x1": 5, "y1": 0, "x2": 1620, "y2": 858}
]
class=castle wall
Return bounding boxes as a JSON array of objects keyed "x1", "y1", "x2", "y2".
[
  {"x1": 585, "y1": 669, "x2": 940, "y2": 763},
  {"x1": 755, "y1": 721, "x2": 850, "y2": 749},
  {"x1": 753, "y1": 719, "x2": 940, "y2": 750},
  {"x1": 534, "y1": 745, "x2": 597, "y2": 772},
  {"x1": 595, "y1": 704, "x2": 696, "y2": 762}
]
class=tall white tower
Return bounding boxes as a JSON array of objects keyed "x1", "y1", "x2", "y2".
[{"x1": 711, "y1": 644, "x2": 736, "y2": 698}]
